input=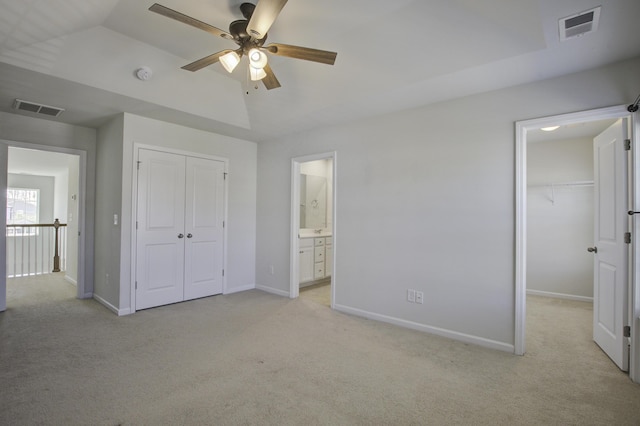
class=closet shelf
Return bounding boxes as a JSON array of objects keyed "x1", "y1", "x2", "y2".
[
  {"x1": 528, "y1": 180, "x2": 594, "y2": 205},
  {"x1": 528, "y1": 180, "x2": 594, "y2": 188}
]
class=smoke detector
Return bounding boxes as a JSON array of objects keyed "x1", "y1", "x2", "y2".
[
  {"x1": 135, "y1": 66, "x2": 153, "y2": 81},
  {"x1": 12, "y1": 99, "x2": 65, "y2": 117},
  {"x1": 559, "y1": 6, "x2": 601, "y2": 41}
]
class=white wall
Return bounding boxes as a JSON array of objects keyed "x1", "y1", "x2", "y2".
[
  {"x1": 0, "y1": 111, "x2": 96, "y2": 309},
  {"x1": 255, "y1": 57, "x2": 640, "y2": 351},
  {"x1": 53, "y1": 171, "x2": 68, "y2": 223},
  {"x1": 300, "y1": 159, "x2": 329, "y2": 176},
  {"x1": 94, "y1": 115, "x2": 124, "y2": 309},
  {"x1": 527, "y1": 137, "x2": 594, "y2": 300},
  {"x1": 65, "y1": 156, "x2": 80, "y2": 284},
  {"x1": 110, "y1": 113, "x2": 257, "y2": 313}
]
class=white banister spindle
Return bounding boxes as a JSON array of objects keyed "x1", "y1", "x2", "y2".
[
  {"x1": 21, "y1": 228, "x2": 24, "y2": 277},
  {"x1": 27, "y1": 226, "x2": 31, "y2": 276},
  {"x1": 6, "y1": 223, "x2": 68, "y2": 278},
  {"x1": 34, "y1": 227, "x2": 38, "y2": 275},
  {"x1": 62, "y1": 228, "x2": 66, "y2": 271},
  {"x1": 13, "y1": 230, "x2": 16, "y2": 277},
  {"x1": 47, "y1": 228, "x2": 51, "y2": 273}
]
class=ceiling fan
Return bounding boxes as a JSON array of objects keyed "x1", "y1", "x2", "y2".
[{"x1": 149, "y1": 0, "x2": 337, "y2": 90}]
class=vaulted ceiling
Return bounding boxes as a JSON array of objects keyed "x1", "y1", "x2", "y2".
[{"x1": 0, "y1": 0, "x2": 639, "y2": 142}]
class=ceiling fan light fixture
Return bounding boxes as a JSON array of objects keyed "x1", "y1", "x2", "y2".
[
  {"x1": 220, "y1": 51, "x2": 240, "y2": 73},
  {"x1": 250, "y1": 67, "x2": 267, "y2": 81},
  {"x1": 248, "y1": 48, "x2": 268, "y2": 69},
  {"x1": 149, "y1": 1, "x2": 337, "y2": 90}
]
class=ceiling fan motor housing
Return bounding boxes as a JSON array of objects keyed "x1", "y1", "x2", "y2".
[
  {"x1": 240, "y1": 3, "x2": 256, "y2": 20},
  {"x1": 229, "y1": 18, "x2": 267, "y2": 51}
]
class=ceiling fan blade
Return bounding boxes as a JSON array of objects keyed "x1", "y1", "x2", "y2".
[
  {"x1": 261, "y1": 64, "x2": 281, "y2": 90},
  {"x1": 181, "y1": 50, "x2": 234, "y2": 72},
  {"x1": 247, "y1": 0, "x2": 288, "y2": 40},
  {"x1": 265, "y1": 43, "x2": 337, "y2": 65},
  {"x1": 149, "y1": 3, "x2": 232, "y2": 40}
]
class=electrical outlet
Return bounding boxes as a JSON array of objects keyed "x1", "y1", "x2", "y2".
[
  {"x1": 407, "y1": 289, "x2": 416, "y2": 303},
  {"x1": 416, "y1": 291, "x2": 424, "y2": 304}
]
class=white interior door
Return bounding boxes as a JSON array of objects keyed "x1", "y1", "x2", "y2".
[
  {"x1": 593, "y1": 118, "x2": 629, "y2": 371},
  {"x1": 183, "y1": 156, "x2": 225, "y2": 300},
  {"x1": 136, "y1": 149, "x2": 186, "y2": 310}
]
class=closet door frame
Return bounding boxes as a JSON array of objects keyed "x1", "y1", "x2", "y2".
[{"x1": 130, "y1": 143, "x2": 229, "y2": 314}]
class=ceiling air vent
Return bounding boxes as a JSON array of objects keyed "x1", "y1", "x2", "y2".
[
  {"x1": 559, "y1": 6, "x2": 601, "y2": 41},
  {"x1": 12, "y1": 99, "x2": 65, "y2": 117}
]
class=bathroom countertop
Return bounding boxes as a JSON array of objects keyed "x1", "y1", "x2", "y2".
[{"x1": 299, "y1": 232, "x2": 332, "y2": 239}]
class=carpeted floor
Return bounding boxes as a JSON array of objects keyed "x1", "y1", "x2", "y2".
[{"x1": 1, "y1": 274, "x2": 639, "y2": 425}]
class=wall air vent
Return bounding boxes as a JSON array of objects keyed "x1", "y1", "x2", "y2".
[
  {"x1": 12, "y1": 99, "x2": 65, "y2": 117},
  {"x1": 559, "y1": 6, "x2": 601, "y2": 41}
]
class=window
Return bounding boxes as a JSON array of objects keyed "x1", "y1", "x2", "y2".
[{"x1": 6, "y1": 188, "x2": 39, "y2": 236}]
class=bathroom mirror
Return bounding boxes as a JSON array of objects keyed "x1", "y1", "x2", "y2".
[{"x1": 300, "y1": 174, "x2": 327, "y2": 229}]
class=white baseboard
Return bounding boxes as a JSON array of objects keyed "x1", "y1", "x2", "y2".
[
  {"x1": 333, "y1": 304, "x2": 515, "y2": 354},
  {"x1": 255, "y1": 284, "x2": 290, "y2": 298},
  {"x1": 64, "y1": 275, "x2": 77, "y2": 286},
  {"x1": 527, "y1": 289, "x2": 593, "y2": 303},
  {"x1": 224, "y1": 284, "x2": 255, "y2": 295},
  {"x1": 93, "y1": 293, "x2": 131, "y2": 316}
]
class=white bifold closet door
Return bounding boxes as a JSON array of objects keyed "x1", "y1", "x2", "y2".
[{"x1": 136, "y1": 148, "x2": 225, "y2": 310}]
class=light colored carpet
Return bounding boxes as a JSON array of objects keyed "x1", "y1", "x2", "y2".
[{"x1": 1, "y1": 274, "x2": 639, "y2": 425}]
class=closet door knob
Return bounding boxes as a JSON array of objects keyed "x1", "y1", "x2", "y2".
[
  {"x1": 187, "y1": 233, "x2": 193, "y2": 238},
  {"x1": 178, "y1": 233, "x2": 184, "y2": 239},
  {"x1": 587, "y1": 247, "x2": 597, "y2": 253}
]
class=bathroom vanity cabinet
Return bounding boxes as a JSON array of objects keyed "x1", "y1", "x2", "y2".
[{"x1": 299, "y1": 236, "x2": 332, "y2": 284}]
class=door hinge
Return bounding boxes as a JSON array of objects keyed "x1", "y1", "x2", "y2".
[
  {"x1": 135, "y1": 281, "x2": 138, "y2": 290},
  {"x1": 136, "y1": 221, "x2": 138, "y2": 230},
  {"x1": 224, "y1": 172, "x2": 228, "y2": 180},
  {"x1": 624, "y1": 139, "x2": 631, "y2": 151},
  {"x1": 625, "y1": 232, "x2": 631, "y2": 244},
  {"x1": 222, "y1": 269, "x2": 225, "y2": 277},
  {"x1": 223, "y1": 221, "x2": 225, "y2": 228},
  {"x1": 137, "y1": 161, "x2": 141, "y2": 170},
  {"x1": 624, "y1": 325, "x2": 631, "y2": 338}
]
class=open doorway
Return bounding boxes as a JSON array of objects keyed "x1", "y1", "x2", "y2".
[
  {"x1": 525, "y1": 117, "x2": 621, "y2": 372},
  {"x1": 526, "y1": 119, "x2": 616, "y2": 303},
  {"x1": 0, "y1": 142, "x2": 87, "y2": 310},
  {"x1": 290, "y1": 152, "x2": 336, "y2": 308},
  {"x1": 515, "y1": 105, "x2": 638, "y2": 382}
]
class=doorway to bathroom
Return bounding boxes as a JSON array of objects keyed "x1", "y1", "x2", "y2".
[{"x1": 290, "y1": 152, "x2": 336, "y2": 308}]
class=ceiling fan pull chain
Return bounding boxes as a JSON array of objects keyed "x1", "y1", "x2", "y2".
[{"x1": 245, "y1": 65, "x2": 250, "y2": 95}]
